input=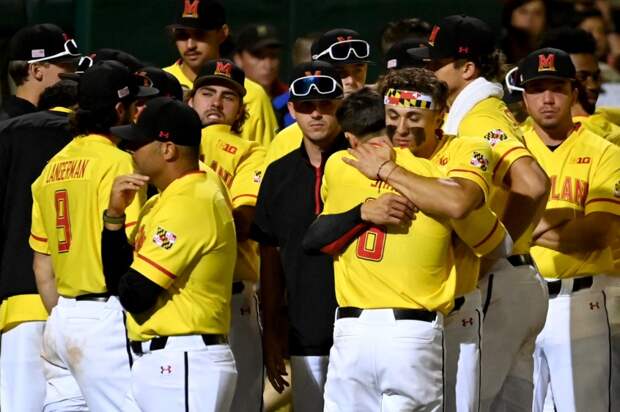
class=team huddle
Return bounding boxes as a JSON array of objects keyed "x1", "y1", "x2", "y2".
[{"x1": 0, "y1": 0, "x2": 619, "y2": 411}]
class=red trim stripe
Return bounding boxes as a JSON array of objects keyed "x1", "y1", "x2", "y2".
[
  {"x1": 231, "y1": 194, "x2": 257, "y2": 202},
  {"x1": 585, "y1": 198, "x2": 620, "y2": 207},
  {"x1": 30, "y1": 233, "x2": 48, "y2": 242},
  {"x1": 492, "y1": 147, "x2": 529, "y2": 178},
  {"x1": 473, "y1": 219, "x2": 500, "y2": 249},
  {"x1": 125, "y1": 221, "x2": 137, "y2": 228},
  {"x1": 136, "y1": 253, "x2": 176, "y2": 279},
  {"x1": 450, "y1": 169, "x2": 490, "y2": 192}
]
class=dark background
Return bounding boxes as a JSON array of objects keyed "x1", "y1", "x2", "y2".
[{"x1": 0, "y1": 0, "x2": 503, "y2": 96}]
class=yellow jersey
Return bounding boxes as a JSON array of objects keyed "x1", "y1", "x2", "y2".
[
  {"x1": 264, "y1": 122, "x2": 303, "y2": 165},
  {"x1": 322, "y1": 149, "x2": 456, "y2": 315},
  {"x1": 430, "y1": 135, "x2": 506, "y2": 295},
  {"x1": 164, "y1": 61, "x2": 278, "y2": 147},
  {"x1": 201, "y1": 124, "x2": 266, "y2": 282},
  {"x1": 574, "y1": 114, "x2": 620, "y2": 147},
  {"x1": 29, "y1": 134, "x2": 144, "y2": 297},
  {"x1": 523, "y1": 124, "x2": 620, "y2": 278},
  {"x1": 127, "y1": 171, "x2": 237, "y2": 340}
]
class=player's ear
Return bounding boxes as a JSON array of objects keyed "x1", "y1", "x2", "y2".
[
  {"x1": 461, "y1": 61, "x2": 477, "y2": 81},
  {"x1": 30, "y1": 63, "x2": 44, "y2": 82},
  {"x1": 114, "y1": 101, "x2": 126, "y2": 124},
  {"x1": 344, "y1": 131, "x2": 360, "y2": 148},
  {"x1": 287, "y1": 101, "x2": 297, "y2": 120},
  {"x1": 217, "y1": 24, "x2": 230, "y2": 46},
  {"x1": 160, "y1": 141, "x2": 178, "y2": 161}
]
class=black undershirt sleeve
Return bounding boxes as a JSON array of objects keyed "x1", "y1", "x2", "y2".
[
  {"x1": 302, "y1": 204, "x2": 369, "y2": 255},
  {"x1": 101, "y1": 227, "x2": 134, "y2": 295},
  {"x1": 118, "y1": 269, "x2": 164, "y2": 314}
]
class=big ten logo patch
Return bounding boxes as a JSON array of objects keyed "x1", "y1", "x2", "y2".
[
  {"x1": 134, "y1": 225, "x2": 146, "y2": 252},
  {"x1": 538, "y1": 53, "x2": 556, "y2": 72},
  {"x1": 209, "y1": 160, "x2": 234, "y2": 188},
  {"x1": 182, "y1": 0, "x2": 200, "y2": 18},
  {"x1": 219, "y1": 142, "x2": 237, "y2": 155}
]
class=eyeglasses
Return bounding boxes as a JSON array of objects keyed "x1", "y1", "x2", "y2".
[
  {"x1": 312, "y1": 39, "x2": 370, "y2": 61},
  {"x1": 28, "y1": 39, "x2": 80, "y2": 63},
  {"x1": 290, "y1": 75, "x2": 343, "y2": 97},
  {"x1": 504, "y1": 66, "x2": 524, "y2": 93}
]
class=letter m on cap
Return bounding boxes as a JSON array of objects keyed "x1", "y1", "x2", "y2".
[
  {"x1": 215, "y1": 61, "x2": 232, "y2": 77},
  {"x1": 183, "y1": 0, "x2": 200, "y2": 18},
  {"x1": 538, "y1": 53, "x2": 556, "y2": 72}
]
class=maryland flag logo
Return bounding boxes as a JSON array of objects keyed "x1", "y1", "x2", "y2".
[
  {"x1": 483, "y1": 129, "x2": 508, "y2": 147},
  {"x1": 538, "y1": 53, "x2": 556, "y2": 72},
  {"x1": 215, "y1": 61, "x2": 232, "y2": 77},
  {"x1": 614, "y1": 180, "x2": 620, "y2": 198},
  {"x1": 253, "y1": 170, "x2": 262, "y2": 183},
  {"x1": 182, "y1": 0, "x2": 200, "y2": 18},
  {"x1": 384, "y1": 88, "x2": 433, "y2": 109},
  {"x1": 153, "y1": 226, "x2": 177, "y2": 250},
  {"x1": 470, "y1": 151, "x2": 489, "y2": 171}
]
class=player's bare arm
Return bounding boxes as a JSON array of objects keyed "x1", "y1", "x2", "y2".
[
  {"x1": 259, "y1": 244, "x2": 289, "y2": 393},
  {"x1": 233, "y1": 205, "x2": 255, "y2": 242},
  {"x1": 501, "y1": 156, "x2": 550, "y2": 241},
  {"x1": 105, "y1": 174, "x2": 150, "y2": 224},
  {"x1": 303, "y1": 193, "x2": 416, "y2": 255},
  {"x1": 344, "y1": 142, "x2": 484, "y2": 219},
  {"x1": 533, "y1": 211, "x2": 619, "y2": 254},
  {"x1": 33, "y1": 252, "x2": 58, "y2": 313}
]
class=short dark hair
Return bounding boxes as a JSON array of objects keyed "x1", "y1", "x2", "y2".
[
  {"x1": 453, "y1": 49, "x2": 504, "y2": 82},
  {"x1": 38, "y1": 80, "x2": 78, "y2": 110},
  {"x1": 540, "y1": 27, "x2": 596, "y2": 55},
  {"x1": 574, "y1": 9, "x2": 606, "y2": 29},
  {"x1": 69, "y1": 101, "x2": 130, "y2": 135},
  {"x1": 381, "y1": 18, "x2": 432, "y2": 54},
  {"x1": 8, "y1": 60, "x2": 29, "y2": 86},
  {"x1": 377, "y1": 68, "x2": 449, "y2": 112},
  {"x1": 336, "y1": 87, "x2": 385, "y2": 138}
]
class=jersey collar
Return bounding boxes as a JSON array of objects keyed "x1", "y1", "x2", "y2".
[
  {"x1": 80, "y1": 133, "x2": 117, "y2": 147},
  {"x1": 160, "y1": 171, "x2": 206, "y2": 198},
  {"x1": 204, "y1": 123, "x2": 233, "y2": 134}
]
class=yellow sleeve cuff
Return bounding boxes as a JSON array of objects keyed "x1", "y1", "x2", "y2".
[
  {"x1": 585, "y1": 198, "x2": 620, "y2": 215},
  {"x1": 29, "y1": 233, "x2": 50, "y2": 254},
  {"x1": 492, "y1": 147, "x2": 532, "y2": 186},
  {"x1": 447, "y1": 169, "x2": 490, "y2": 199}
]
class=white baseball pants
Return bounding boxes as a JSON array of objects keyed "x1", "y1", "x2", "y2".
[
  {"x1": 123, "y1": 336, "x2": 237, "y2": 411},
  {"x1": 533, "y1": 276, "x2": 611, "y2": 412},
  {"x1": 444, "y1": 289, "x2": 482, "y2": 412},
  {"x1": 290, "y1": 355, "x2": 329, "y2": 412},
  {"x1": 323, "y1": 308, "x2": 445, "y2": 412},
  {"x1": 41, "y1": 296, "x2": 130, "y2": 412},
  {"x1": 0, "y1": 320, "x2": 46, "y2": 412},
  {"x1": 479, "y1": 260, "x2": 548, "y2": 411}
]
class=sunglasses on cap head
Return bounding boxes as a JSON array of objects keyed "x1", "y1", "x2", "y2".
[
  {"x1": 28, "y1": 38, "x2": 80, "y2": 63},
  {"x1": 504, "y1": 66, "x2": 524, "y2": 93},
  {"x1": 312, "y1": 39, "x2": 370, "y2": 61},
  {"x1": 290, "y1": 75, "x2": 343, "y2": 97}
]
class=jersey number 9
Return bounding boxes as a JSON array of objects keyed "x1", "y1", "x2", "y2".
[{"x1": 54, "y1": 189, "x2": 72, "y2": 253}]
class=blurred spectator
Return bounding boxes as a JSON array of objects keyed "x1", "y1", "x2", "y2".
[
  {"x1": 380, "y1": 17, "x2": 432, "y2": 55},
  {"x1": 500, "y1": 0, "x2": 548, "y2": 63},
  {"x1": 575, "y1": 9, "x2": 610, "y2": 59},
  {"x1": 292, "y1": 32, "x2": 322, "y2": 65}
]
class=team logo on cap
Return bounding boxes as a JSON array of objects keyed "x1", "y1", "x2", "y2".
[
  {"x1": 153, "y1": 226, "x2": 177, "y2": 250},
  {"x1": 538, "y1": 53, "x2": 556, "y2": 72},
  {"x1": 159, "y1": 131, "x2": 170, "y2": 140},
  {"x1": 215, "y1": 61, "x2": 232, "y2": 77},
  {"x1": 614, "y1": 180, "x2": 620, "y2": 198},
  {"x1": 182, "y1": 0, "x2": 200, "y2": 18},
  {"x1": 428, "y1": 25, "x2": 440, "y2": 46},
  {"x1": 458, "y1": 46, "x2": 469, "y2": 54},
  {"x1": 483, "y1": 129, "x2": 508, "y2": 147},
  {"x1": 470, "y1": 151, "x2": 489, "y2": 171}
]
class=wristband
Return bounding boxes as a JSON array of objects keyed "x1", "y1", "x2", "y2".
[
  {"x1": 382, "y1": 163, "x2": 399, "y2": 182},
  {"x1": 376, "y1": 160, "x2": 392, "y2": 180},
  {"x1": 103, "y1": 210, "x2": 126, "y2": 225}
]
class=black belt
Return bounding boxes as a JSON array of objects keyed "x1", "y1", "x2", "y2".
[
  {"x1": 75, "y1": 293, "x2": 111, "y2": 302},
  {"x1": 547, "y1": 276, "x2": 593, "y2": 298},
  {"x1": 507, "y1": 254, "x2": 534, "y2": 267},
  {"x1": 452, "y1": 296, "x2": 465, "y2": 313},
  {"x1": 337, "y1": 307, "x2": 436, "y2": 322},
  {"x1": 130, "y1": 334, "x2": 227, "y2": 355},
  {"x1": 232, "y1": 281, "x2": 245, "y2": 295}
]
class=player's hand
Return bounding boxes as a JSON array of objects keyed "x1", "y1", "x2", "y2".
[
  {"x1": 361, "y1": 193, "x2": 417, "y2": 226},
  {"x1": 263, "y1": 329, "x2": 289, "y2": 393},
  {"x1": 343, "y1": 140, "x2": 395, "y2": 180},
  {"x1": 108, "y1": 174, "x2": 149, "y2": 217}
]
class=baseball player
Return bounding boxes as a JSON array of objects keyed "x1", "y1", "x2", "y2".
[
  {"x1": 0, "y1": 80, "x2": 77, "y2": 412},
  {"x1": 163, "y1": 0, "x2": 278, "y2": 147},
  {"x1": 1, "y1": 23, "x2": 80, "y2": 121},
  {"x1": 264, "y1": 28, "x2": 372, "y2": 165},
  {"x1": 518, "y1": 47, "x2": 620, "y2": 412},
  {"x1": 101, "y1": 97, "x2": 237, "y2": 411},
  {"x1": 187, "y1": 59, "x2": 266, "y2": 411},
  {"x1": 251, "y1": 61, "x2": 346, "y2": 412},
  {"x1": 29, "y1": 61, "x2": 156, "y2": 411},
  {"x1": 410, "y1": 15, "x2": 550, "y2": 410}
]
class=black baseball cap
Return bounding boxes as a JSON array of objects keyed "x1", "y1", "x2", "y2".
[
  {"x1": 408, "y1": 15, "x2": 495, "y2": 61},
  {"x1": 111, "y1": 97, "x2": 203, "y2": 147},
  {"x1": 385, "y1": 38, "x2": 427, "y2": 70},
  {"x1": 168, "y1": 0, "x2": 226, "y2": 31},
  {"x1": 517, "y1": 47, "x2": 576, "y2": 86},
  {"x1": 77, "y1": 61, "x2": 159, "y2": 110},
  {"x1": 8, "y1": 23, "x2": 80, "y2": 63},
  {"x1": 137, "y1": 67, "x2": 184, "y2": 100},
  {"x1": 90, "y1": 48, "x2": 144, "y2": 72},
  {"x1": 289, "y1": 61, "x2": 344, "y2": 102},
  {"x1": 236, "y1": 24, "x2": 282, "y2": 53},
  {"x1": 192, "y1": 59, "x2": 246, "y2": 96},
  {"x1": 311, "y1": 28, "x2": 372, "y2": 65}
]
